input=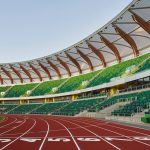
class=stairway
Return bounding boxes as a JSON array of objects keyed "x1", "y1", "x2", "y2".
[
  {"x1": 23, "y1": 83, "x2": 41, "y2": 97},
  {"x1": 121, "y1": 56, "x2": 150, "y2": 78},
  {"x1": 6, "y1": 105, "x2": 21, "y2": 114},
  {"x1": 1, "y1": 86, "x2": 14, "y2": 98},
  {"x1": 77, "y1": 70, "x2": 103, "y2": 90},
  {"x1": 48, "y1": 78, "x2": 69, "y2": 94},
  {"x1": 28, "y1": 103, "x2": 45, "y2": 114},
  {"x1": 97, "y1": 101, "x2": 130, "y2": 118}
]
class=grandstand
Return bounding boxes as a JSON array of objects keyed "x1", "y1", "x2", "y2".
[
  {"x1": 4, "y1": 83, "x2": 38, "y2": 98},
  {"x1": 53, "y1": 98, "x2": 105, "y2": 116},
  {"x1": 0, "y1": 0, "x2": 150, "y2": 140},
  {"x1": 30, "y1": 101, "x2": 70, "y2": 114},
  {"x1": 111, "y1": 90, "x2": 150, "y2": 116},
  {"x1": 0, "y1": 0, "x2": 149, "y2": 124},
  {"x1": 0, "y1": 53, "x2": 150, "y2": 98}
]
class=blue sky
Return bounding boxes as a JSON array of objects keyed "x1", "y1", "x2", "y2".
[{"x1": 0, "y1": 0, "x2": 132, "y2": 63}]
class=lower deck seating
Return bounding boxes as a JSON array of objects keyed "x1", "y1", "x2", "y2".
[
  {"x1": 112, "y1": 90, "x2": 150, "y2": 116},
  {"x1": 0, "y1": 104, "x2": 18, "y2": 113},
  {"x1": 88, "y1": 93, "x2": 136, "y2": 112},
  {"x1": 53, "y1": 98, "x2": 105, "y2": 116},
  {"x1": 9, "y1": 103, "x2": 42, "y2": 114},
  {"x1": 31, "y1": 101, "x2": 70, "y2": 114},
  {"x1": 0, "y1": 90, "x2": 149, "y2": 117}
]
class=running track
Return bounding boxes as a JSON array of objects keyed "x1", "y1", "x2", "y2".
[{"x1": 0, "y1": 115, "x2": 150, "y2": 150}]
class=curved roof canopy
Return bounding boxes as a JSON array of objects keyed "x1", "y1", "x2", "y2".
[{"x1": 0, "y1": 0, "x2": 150, "y2": 85}]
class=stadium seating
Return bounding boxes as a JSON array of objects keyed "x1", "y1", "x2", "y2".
[
  {"x1": 4, "y1": 83, "x2": 38, "y2": 98},
  {"x1": 0, "y1": 90, "x2": 149, "y2": 117},
  {"x1": 0, "y1": 86, "x2": 10, "y2": 93},
  {"x1": 88, "y1": 93, "x2": 137, "y2": 112},
  {"x1": 112, "y1": 90, "x2": 150, "y2": 116},
  {"x1": 87, "y1": 53, "x2": 150, "y2": 88},
  {"x1": 9, "y1": 103, "x2": 42, "y2": 114},
  {"x1": 0, "y1": 86, "x2": 11, "y2": 98},
  {"x1": 56, "y1": 71, "x2": 99, "y2": 93},
  {"x1": 0, "y1": 104, "x2": 18, "y2": 113},
  {"x1": 30, "y1": 79, "x2": 66, "y2": 96},
  {"x1": 31, "y1": 101, "x2": 70, "y2": 114},
  {"x1": 0, "y1": 53, "x2": 149, "y2": 98},
  {"x1": 53, "y1": 98, "x2": 105, "y2": 116},
  {"x1": 136, "y1": 57, "x2": 150, "y2": 73}
]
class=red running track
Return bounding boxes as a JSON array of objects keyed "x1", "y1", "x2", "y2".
[{"x1": 0, "y1": 115, "x2": 150, "y2": 150}]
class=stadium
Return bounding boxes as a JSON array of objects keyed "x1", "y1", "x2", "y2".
[{"x1": 0, "y1": 0, "x2": 150, "y2": 149}]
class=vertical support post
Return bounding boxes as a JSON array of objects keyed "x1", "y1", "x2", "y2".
[
  {"x1": 44, "y1": 98, "x2": 47, "y2": 103},
  {"x1": 72, "y1": 95, "x2": 78, "y2": 101},
  {"x1": 1, "y1": 100, "x2": 4, "y2": 104},
  {"x1": 19, "y1": 100, "x2": 22, "y2": 104},
  {"x1": 109, "y1": 87, "x2": 118, "y2": 96}
]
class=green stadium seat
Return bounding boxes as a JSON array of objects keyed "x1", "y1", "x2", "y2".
[{"x1": 4, "y1": 83, "x2": 38, "y2": 98}]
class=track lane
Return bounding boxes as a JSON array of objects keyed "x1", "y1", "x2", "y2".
[
  {"x1": 0, "y1": 118, "x2": 36, "y2": 150},
  {"x1": 51, "y1": 117, "x2": 121, "y2": 150},
  {"x1": 0, "y1": 115, "x2": 150, "y2": 150},
  {"x1": 78, "y1": 117, "x2": 150, "y2": 135},
  {"x1": 42, "y1": 117, "x2": 81, "y2": 150},
  {"x1": 63, "y1": 117, "x2": 150, "y2": 150},
  {"x1": 0, "y1": 116, "x2": 17, "y2": 129},
  {"x1": 38, "y1": 117, "x2": 50, "y2": 150},
  {"x1": 2, "y1": 116, "x2": 51, "y2": 150},
  {"x1": 0, "y1": 117, "x2": 26, "y2": 136},
  {"x1": 0, "y1": 116, "x2": 27, "y2": 149}
]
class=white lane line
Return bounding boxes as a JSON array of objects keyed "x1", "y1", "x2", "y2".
[
  {"x1": 2, "y1": 135, "x2": 148, "y2": 138},
  {"x1": 56, "y1": 118, "x2": 121, "y2": 150},
  {"x1": 1, "y1": 135, "x2": 149, "y2": 139},
  {"x1": 51, "y1": 119, "x2": 81, "y2": 150},
  {"x1": 72, "y1": 118, "x2": 150, "y2": 147},
  {"x1": 1, "y1": 124, "x2": 94, "y2": 136},
  {"x1": 80, "y1": 118, "x2": 150, "y2": 137},
  {"x1": 82, "y1": 117, "x2": 150, "y2": 132},
  {"x1": 38, "y1": 118, "x2": 50, "y2": 150},
  {"x1": 106, "y1": 119, "x2": 150, "y2": 131},
  {"x1": 0, "y1": 118, "x2": 36, "y2": 150},
  {"x1": 0, "y1": 119, "x2": 26, "y2": 136},
  {"x1": 0, "y1": 117, "x2": 17, "y2": 128}
]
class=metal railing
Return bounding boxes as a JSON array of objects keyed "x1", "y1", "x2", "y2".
[{"x1": 119, "y1": 83, "x2": 150, "y2": 93}]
